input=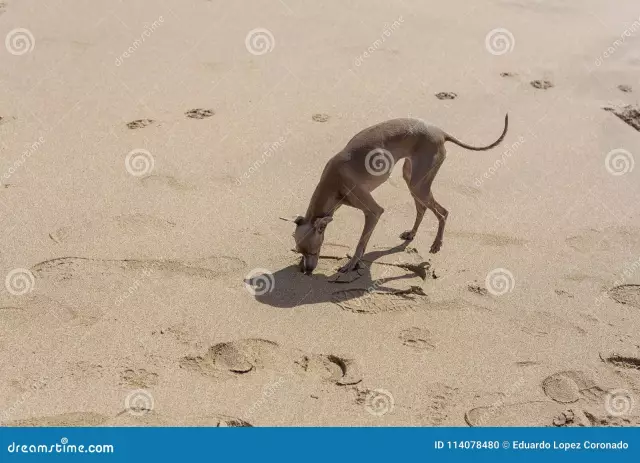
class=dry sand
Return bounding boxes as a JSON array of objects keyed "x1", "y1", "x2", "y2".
[{"x1": 1, "y1": 0, "x2": 640, "y2": 426}]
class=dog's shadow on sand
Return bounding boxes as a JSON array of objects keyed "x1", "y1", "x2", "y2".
[{"x1": 246, "y1": 243, "x2": 428, "y2": 309}]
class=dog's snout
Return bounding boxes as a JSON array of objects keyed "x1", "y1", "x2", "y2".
[{"x1": 300, "y1": 255, "x2": 317, "y2": 275}]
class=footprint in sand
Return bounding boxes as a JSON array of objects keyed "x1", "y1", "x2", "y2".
[
  {"x1": 531, "y1": 80, "x2": 554, "y2": 90},
  {"x1": 449, "y1": 230, "x2": 527, "y2": 247},
  {"x1": 435, "y1": 92, "x2": 457, "y2": 100},
  {"x1": 31, "y1": 255, "x2": 245, "y2": 283},
  {"x1": 2, "y1": 412, "x2": 110, "y2": 427},
  {"x1": 541, "y1": 369, "x2": 639, "y2": 425},
  {"x1": 618, "y1": 84, "x2": 633, "y2": 93},
  {"x1": 4, "y1": 410, "x2": 250, "y2": 427},
  {"x1": 542, "y1": 370, "x2": 605, "y2": 404},
  {"x1": 604, "y1": 104, "x2": 640, "y2": 132},
  {"x1": 331, "y1": 286, "x2": 427, "y2": 314},
  {"x1": 607, "y1": 285, "x2": 640, "y2": 309},
  {"x1": 0, "y1": 295, "x2": 99, "y2": 331},
  {"x1": 185, "y1": 108, "x2": 214, "y2": 119},
  {"x1": 600, "y1": 348, "x2": 640, "y2": 371},
  {"x1": 108, "y1": 410, "x2": 251, "y2": 427},
  {"x1": 120, "y1": 369, "x2": 159, "y2": 388},
  {"x1": 513, "y1": 311, "x2": 586, "y2": 338},
  {"x1": 126, "y1": 119, "x2": 155, "y2": 130},
  {"x1": 399, "y1": 327, "x2": 436, "y2": 351},
  {"x1": 466, "y1": 401, "x2": 573, "y2": 427},
  {"x1": 566, "y1": 227, "x2": 640, "y2": 254},
  {"x1": 180, "y1": 338, "x2": 362, "y2": 386},
  {"x1": 554, "y1": 289, "x2": 574, "y2": 298},
  {"x1": 49, "y1": 213, "x2": 176, "y2": 244},
  {"x1": 139, "y1": 175, "x2": 195, "y2": 191},
  {"x1": 312, "y1": 113, "x2": 329, "y2": 122},
  {"x1": 467, "y1": 284, "x2": 488, "y2": 296},
  {"x1": 467, "y1": 400, "x2": 639, "y2": 427}
]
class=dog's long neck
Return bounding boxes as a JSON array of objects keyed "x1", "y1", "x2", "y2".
[{"x1": 304, "y1": 177, "x2": 339, "y2": 221}]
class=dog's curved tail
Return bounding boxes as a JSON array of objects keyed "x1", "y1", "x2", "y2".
[{"x1": 444, "y1": 113, "x2": 508, "y2": 151}]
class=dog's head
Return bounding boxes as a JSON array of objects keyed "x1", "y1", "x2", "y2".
[{"x1": 283, "y1": 215, "x2": 333, "y2": 274}]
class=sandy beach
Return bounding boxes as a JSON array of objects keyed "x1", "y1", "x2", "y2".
[{"x1": 1, "y1": 0, "x2": 640, "y2": 427}]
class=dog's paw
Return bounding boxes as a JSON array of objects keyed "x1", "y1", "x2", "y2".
[
  {"x1": 429, "y1": 240, "x2": 442, "y2": 254},
  {"x1": 338, "y1": 259, "x2": 363, "y2": 273},
  {"x1": 400, "y1": 231, "x2": 415, "y2": 241}
]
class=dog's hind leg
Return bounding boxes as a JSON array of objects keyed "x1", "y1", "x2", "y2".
[
  {"x1": 401, "y1": 148, "x2": 448, "y2": 253},
  {"x1": 400, "y1": 158, "x2": 427, "y2": 241},
  {"x1": 424, "y1": 193, "x2": 448, "y2": 253}
]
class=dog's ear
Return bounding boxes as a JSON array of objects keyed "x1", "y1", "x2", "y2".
[
  {"x1": 313, "y1": 216, "x2": 333, "y2": 233},
  {"x1": 279, "y1": 216, "x2": 304, "y2": 225}
]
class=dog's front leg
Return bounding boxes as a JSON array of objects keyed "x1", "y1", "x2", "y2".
[{"x1": 338, "y1": 194, "x2": 384, "y2": 273}]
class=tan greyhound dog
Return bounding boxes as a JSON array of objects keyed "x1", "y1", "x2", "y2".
[{"x1": 284, "y1": 114, "x2": 509, "y2": 275}]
